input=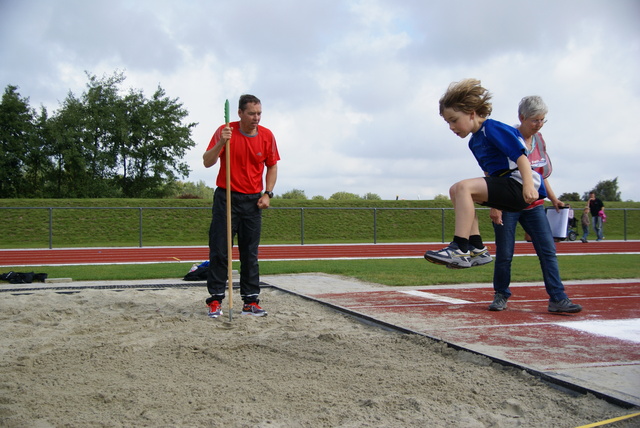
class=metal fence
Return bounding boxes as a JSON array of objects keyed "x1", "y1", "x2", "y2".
[{"x1": 1, "y1": 206, "x2": 638, "y2": 249}]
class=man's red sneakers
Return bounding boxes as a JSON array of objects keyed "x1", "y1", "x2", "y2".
[
  {"x1": 207, "y1": 300, "x2": 222, "y2": 318},
  {"x1": 241, "y1": 302, "x2": 267, "y2": 317}
]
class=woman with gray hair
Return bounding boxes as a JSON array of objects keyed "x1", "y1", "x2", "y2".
[{"x1": 487, "y1": 96, "x2": 582, "y2": 313}]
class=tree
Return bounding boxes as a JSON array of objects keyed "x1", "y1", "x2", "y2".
[
  {"x1": 48, "y1": 92, "x2": 96, "y2": 197},
  {"x1": 282, "y1": 189, "x2": 307, "y2": 199},
  {"x1": 330, "y1": 191, "x2": 362, "y2": 200},
  {"x1": 582, "y1": 178, "x2": 621, "y2": 201},
  {"x1": 26, "y1": 107, "x2": 55, "y2": 197},
  {"x1": 117, "y1": 85, "x2": 196, "y2": 197},
  {"x1": 79, "y1": 72, "x2": 126, "y2": 196},
  {"x1": 167, "y1": 180, "x2": 213, "y2": 199},
  {"x1": 42, "y1": 71, "x2": 197, "y2": 198},
  {"x1": 362, "y1": 192, "x2": 381, "y2": 200},
  {"x1": 558, "y1": 192, "x2": 581, "y2": 201},
  {"x1": 0, "y1": 85, "x2": 37, "y2": 197}
]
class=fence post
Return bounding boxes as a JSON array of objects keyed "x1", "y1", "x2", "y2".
[
  {"x1": 49, "y1": 207, "x2": 53, "y2": 249},
  {"x1": 300, "y1": 207, "x2": 305, "y2": 245},
  {"x1": 441, "y1": 208, "x2": 446, "y2": 243},
  {"x1": 139, "y1": 208, "x2": 143, "y2": 247},
  {"x1": 373, "y1": 208, "x2": 377, "y2": 244}
]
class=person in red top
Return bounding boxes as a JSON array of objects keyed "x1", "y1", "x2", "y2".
[{"x1": 202, "y1": 94, "x2": 280, "y2": 318}]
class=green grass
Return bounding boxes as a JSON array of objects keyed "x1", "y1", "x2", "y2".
[
  {"x1": 2, "y1": 198, "x2": 640, "y2": 248},
  {"x1": 4, "y1": 254, "x2": 639, "y2": 286}
]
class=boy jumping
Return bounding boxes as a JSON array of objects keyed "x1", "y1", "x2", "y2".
[{"x1": 424, "y1": 79, "x2": 546, "y2": 269}]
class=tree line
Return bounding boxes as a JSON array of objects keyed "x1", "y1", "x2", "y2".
[
  {"x1": 275, "y1": 189, "x2": 381, "y2": 201},
  {"x1": 277, "y1": 181, "x2": 622, "y2": 202},
  {"x1": 557, "y1": 177, "x2": 622, "y2": 202},
  {"x1": 1, "y1": 70, "x2": 625, "y2": 202},
  {"x1": 0, "y1": 71, "x2": 196, "y2": 198}
]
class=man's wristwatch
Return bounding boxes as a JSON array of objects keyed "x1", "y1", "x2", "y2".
[{"x1": 264, "y1": 190, "x2": 274, "y2": 198}]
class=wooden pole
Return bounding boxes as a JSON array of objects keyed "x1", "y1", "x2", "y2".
[{"x1": 224, "y1": 99, "x2": 233, "y2": 321}]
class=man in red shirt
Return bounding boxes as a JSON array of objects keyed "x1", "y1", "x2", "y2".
[{"x1": 203, "y1": 94, "x2": 280, "y2": 318}]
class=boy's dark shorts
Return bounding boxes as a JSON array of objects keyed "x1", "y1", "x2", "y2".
[{"x1": 480, "y1": 176, "x2": 540, "y2": 212}]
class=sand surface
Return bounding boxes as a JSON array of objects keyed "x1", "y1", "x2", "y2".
[{"x1": 0, "y1": 284, "x2": 637, "y2": 427}]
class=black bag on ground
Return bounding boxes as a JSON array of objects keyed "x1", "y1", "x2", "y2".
[
  {"x1": 1, "y1": 271, "x2": 48, "y2": 284},
  {"x1": 183, "y1": 261, "x2": 209, "y2": 281}
]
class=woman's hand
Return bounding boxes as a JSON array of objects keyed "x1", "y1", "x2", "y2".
[{"x1": 490, "y1": 208, "x2": 503, "y2": 225}]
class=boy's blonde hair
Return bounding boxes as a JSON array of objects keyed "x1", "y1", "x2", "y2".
[{"x1": 439, "y1": 78, "x2": 493, "y2": 118}]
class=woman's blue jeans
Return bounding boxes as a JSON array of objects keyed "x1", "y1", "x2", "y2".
[{"x1": 492, "y1": 205, "x2": 568, "y2": 301}]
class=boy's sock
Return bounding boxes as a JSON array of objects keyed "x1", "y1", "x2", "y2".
[
  {"x1": 453, "y1": 236, "x2": 469, "y2": 253},
  {"x1": 469, "y1": 235, "x2": 484, "y2": 250}
]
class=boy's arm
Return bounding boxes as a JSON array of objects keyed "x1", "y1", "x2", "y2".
[{"x1": 516, "y1": 154, "x2": 539, "y2": 204}]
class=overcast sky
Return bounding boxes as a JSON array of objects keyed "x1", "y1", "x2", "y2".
[{"x1": 2, "y1": 0, "x2": 639, "y2": 201}]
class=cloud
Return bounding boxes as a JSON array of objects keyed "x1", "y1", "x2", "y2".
[{"x1": 1, "y1": 0, "x2": 639, "y2": 201}]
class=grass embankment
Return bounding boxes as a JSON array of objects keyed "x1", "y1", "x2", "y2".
[
  {"x1": 2, "y1": 198, "x2": 640, "y2": 248},
  {"x1": 1, "y1": 198, "x2": 639, "y2": 285}
]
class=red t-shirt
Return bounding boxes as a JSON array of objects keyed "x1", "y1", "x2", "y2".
[{"x1": 207, "y1": 122, "x2": 280, "y2": 194}]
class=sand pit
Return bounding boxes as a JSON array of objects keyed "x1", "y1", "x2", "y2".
[{"x1": 0, "y1": 283, "x2": 637, "y2": 427}]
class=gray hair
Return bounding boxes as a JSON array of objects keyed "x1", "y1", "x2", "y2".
[{"x1": 518, "y1": 96, "x2": 548, "y2": 119}]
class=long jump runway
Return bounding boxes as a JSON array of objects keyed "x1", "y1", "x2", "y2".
[{"x1": 293, "y1": 278, "x2": 640, "y2": 408}]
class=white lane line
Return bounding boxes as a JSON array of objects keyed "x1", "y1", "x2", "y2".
[
  {"x1": 399, "y1": 290, "x2": 473, "y2": 304},
  {"x1": 552, "y1": 318, "x2": 640, "y2": 344}
]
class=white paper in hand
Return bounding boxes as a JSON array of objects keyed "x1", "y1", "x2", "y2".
[{"x1": 546, "y1": 208, "x2": 569, "y2": 239}]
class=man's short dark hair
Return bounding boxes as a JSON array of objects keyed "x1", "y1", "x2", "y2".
[{"x1": 239, "y1": 94, "x2": 261, "y2": 111}]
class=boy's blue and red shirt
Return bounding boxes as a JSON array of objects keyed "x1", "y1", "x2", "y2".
[{"x1": 469, "y1": 119, "x2": 547, "y2": 199}]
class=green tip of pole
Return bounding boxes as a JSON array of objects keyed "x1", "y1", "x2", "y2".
[{"x1": 224, "y1": 99, "x2": 230, "y2": 124}]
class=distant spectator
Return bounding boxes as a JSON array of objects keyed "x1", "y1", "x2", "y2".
[
  {"x1": 580, "y1": 207, "x2": 590, "y2": 243},
  {"x1": 586, "y1": 192, "x2": 605, "y2": 241}
]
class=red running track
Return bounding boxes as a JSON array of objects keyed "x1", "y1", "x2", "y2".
[
  {"x1": 310, "y1": 281, "x2": 640, "y2": 369},
  {"x1": 304, "y1": 280, "x2": 640, "y2": 406},
  {"x1": 1, "y1": 241, "x2": 639, "y2": 266}
]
